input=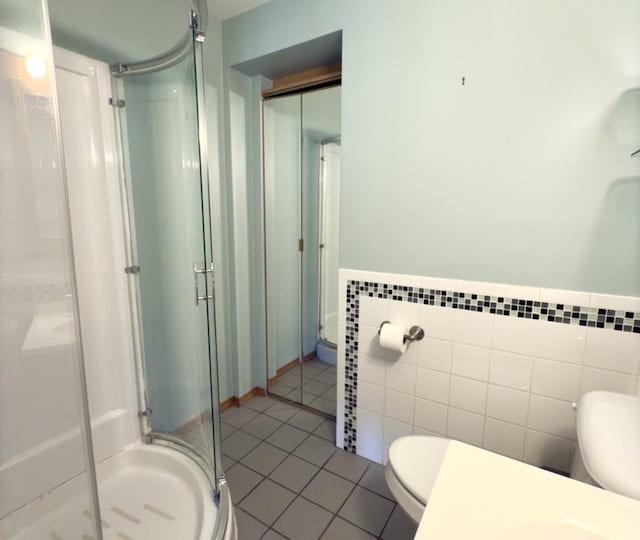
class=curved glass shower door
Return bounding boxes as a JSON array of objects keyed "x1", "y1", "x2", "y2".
[{"x1": 115, "y1": 27, "x2": 221, "y2": 489}]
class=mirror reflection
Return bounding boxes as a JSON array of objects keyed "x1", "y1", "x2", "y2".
[{"x1": 263, "y1": 85, "x2": 341, "y2": 417}]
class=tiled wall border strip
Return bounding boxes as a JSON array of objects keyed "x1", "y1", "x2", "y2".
[{"x1": 342, "y1": 280, "x2": 640, "y2": 453}]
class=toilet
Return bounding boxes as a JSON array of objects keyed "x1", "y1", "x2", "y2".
[
  {"x1": 384, "y1": 436, "x2": 450, "y2": 523},
  {"x1": 570, "y1": 390, "x2": 640, "y2": 500}
]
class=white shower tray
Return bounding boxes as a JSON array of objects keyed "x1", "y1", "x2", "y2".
[{"x1": 2, "y1": 443, "x2": 225, "y2": 540}]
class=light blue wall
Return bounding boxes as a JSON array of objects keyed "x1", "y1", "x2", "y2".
[
  {"x1": 223, "y1": 0, "x2": 640, "y2": 296},
  {"x1": 224, "y1": 68, "x2": 269, "y2": 395},
  {"x1": 203, "y1": 16, "x2": 236, "y2": 402}
]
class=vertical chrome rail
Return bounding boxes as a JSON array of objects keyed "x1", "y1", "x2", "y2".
[
  {"x1": 108, "y1": 76, "x2": 153, "y2": 439},
  {"x1": 190, "y1": 12, "x2": 225, "y2": 499}
]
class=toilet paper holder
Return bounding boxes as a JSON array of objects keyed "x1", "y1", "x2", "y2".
[{"x1": 378, "y1": 321, "x2": 425, "y2": 343}]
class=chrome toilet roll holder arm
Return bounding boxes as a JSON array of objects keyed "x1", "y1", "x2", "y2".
[{"x1": 378, "y1": 321, "x2": 425, "y2": 343}]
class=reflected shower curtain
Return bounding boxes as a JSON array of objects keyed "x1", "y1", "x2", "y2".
[{"x1": 318, "y1": 142, "x2": 341, "y2": 345}]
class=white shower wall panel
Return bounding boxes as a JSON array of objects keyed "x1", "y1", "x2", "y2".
[{"x1": 0, "y1": 46, "x2": 138, "y2": 518}]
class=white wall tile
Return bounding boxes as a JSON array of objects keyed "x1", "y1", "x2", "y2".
[
  {"x1": 335, "y1": 404, "x2": 344, "y2": 449},
  {"x1": 388, "y1": 298, "x2": 421, "y2": 328},
  {"x1": 359, "y1": 381, "x2": 384, "y2": 414},
  {"x1": 417, "y1": 337, "x2": 452, "y2": 372},
  {"x1": 357, "y1": 435, "x2": 384, "y2": 464},
  {"x1": 414, "y1": 398, "x2": 448, "y2": 434},
  {"x1": 449, "y1": 376, "x2": 487, "y2": 414},
  {"x1": 359, "y1": 295, "x2": 389, "y2": 327},
  {"x1": 336, "y1": 330, "x2": 346, "y2": 362},
  {"x1": 531, "y1": 358, "x2": 582, "y2": 401},
  {"x1": 385, "y1": 361, "x2": 417, "y2": 395},
  {"x1": 386, "y1": 272, "x2": 421, "y2": 287},
  {"x1": 415, "y1": 368, "x2": 450, "y2": 404},
  {"x1": 419, "y1": 305, "x2": 455, "y2": 341},
  {"x1": 584, "y1": 328, "x2": 640, "y2": 375},
  {"x1": 383, "y1": 417, "x2": 413, "y2": 444},
  {"x1": 524, "y1": 430, "x2": 575, "y2": 472},
  {"x1": 453, "y1": 310, "x2": 494, "y2": 347},
  {"x1": 504, "y1": 284, "x2": 540, "y2": 303},
  {"x1": 579, "y1": 367, "x2": 637, "y2": 395},
  {"x1": 486, "y1": 385, "x2": 529, "y2": 425},
  {"x1": 483, "y1": 418, "x2": 526, "y2": 460},
  {"x1": 539, "y1": 288, "x2": 590, "y2": 307},
  {"x1": 527, "y1": 395, "x2": 576, "y2": 440},
  {"x1": 492, "y1": 316, "x2": 538, "y2": 355},
  {"x1": 358, "y1": 324, "x2": 392, "y2": 359},
  {"x1": 358, "y1": 270, "x2": 388, "y2": 285},
  {"x1": 489, "y1": 350, "x2": 534, "y2": 391},
  {"x1": 420, "y1": 276, "x2": 457, "y2": 292},
  {"x1": 395, "y1": 340, "x2": 419, "y2": 365},
  {"x1": 535, "y1": 321, "x2": 586, "y2": 364},
  {"x1": 452, "y1": 343, "x2": 491, "y2": 381},
  {"x1": 357, "y1": 408, "x2": 383, "y2": 440},
  {"x1": 340, "y1": 268, "x2": 363, "y2": 281},
  {"x1": 383, "y1": 389, "x2": 415, "y2": 422},
  {"x1": 590, "y1": 293, "x2": 640, "y2": 313},
  {"x1": 341, "y1": 270, "x2": 640, "y2": 470},
  {"x1": 446, "y1": 407, "x2": 485, "y2": 446},
  {"x1": 339, "y1": 282, "x2": 347, "y2": 324},
  {"x1": 358, "y1": 353, "x2": 387, "y2": 387},
  {"x1": 457, "y1": 280, "x2": 506, "y2": 298}
]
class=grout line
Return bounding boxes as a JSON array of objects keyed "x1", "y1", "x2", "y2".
[
  {"x1": 257, "y1": 443, "x2": 330, "y2": 535},
  {"x1": 317, "y1": 461, "x2": 398, "y2": 539},
  {"x1": 230, "y1": 400, "x2": 403, "y2": 538},
  {"x1": 376, "y1": 503, "x2": 398, "y2": 540},
  {"x1": 226, "y1": 414, "x2": 314, "y2": 471}
]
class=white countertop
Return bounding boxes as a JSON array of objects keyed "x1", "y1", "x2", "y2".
[{"x1": 415, "y1": 441, "x2": 640, "y2": 540}]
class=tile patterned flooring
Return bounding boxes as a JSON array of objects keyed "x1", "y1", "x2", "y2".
[
  {"x1": 268, "y1": 359, "x2": 337, "y2": 417},
  {"x1": 221, "y1": 396, "x2": 418, "y2": 540}
]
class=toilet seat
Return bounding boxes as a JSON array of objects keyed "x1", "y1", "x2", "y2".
[{"x1": 385, "y1": 436, "x2": 450, "y2": 523}]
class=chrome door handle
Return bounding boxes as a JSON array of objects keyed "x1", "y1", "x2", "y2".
[
  {"x1": 194, "y1": 262, "x2": 214, "y2": 274},
  {"x1": 194, "y1": 263, "x2": 215, "y2": 305}
]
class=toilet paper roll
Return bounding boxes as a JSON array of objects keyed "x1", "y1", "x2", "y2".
[{"x1": 379, "y1": 323, "x2": 407, "y2": 353}]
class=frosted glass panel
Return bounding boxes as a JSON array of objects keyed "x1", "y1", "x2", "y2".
[{"x1": 0, "y1": 1, "x2": 98, "y2": 537}]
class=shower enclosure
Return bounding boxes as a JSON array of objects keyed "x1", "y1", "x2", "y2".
[{"x1": 0, "y1": 1, "x2": 234, "y2": 539}]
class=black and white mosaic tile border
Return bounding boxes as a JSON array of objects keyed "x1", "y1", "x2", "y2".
[{"x1": 342, "y1": 280, "x2": 640, "y2": 453}]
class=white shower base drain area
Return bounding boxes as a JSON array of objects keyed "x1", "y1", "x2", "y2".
[{"x1": 5, "y1": 444, "x2": 218, "y2": 540}]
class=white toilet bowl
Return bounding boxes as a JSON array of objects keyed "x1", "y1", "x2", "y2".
[{"x1": 384, "y1": 436, "x2": 450, "y2": 523}]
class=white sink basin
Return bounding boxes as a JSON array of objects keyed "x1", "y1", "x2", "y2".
[
  {"x1": 415, "y1": 441, "x2": 640, "y2": 540},
  {"x1": 498, "y1": 521, "x2": 606, "y2": 540}
]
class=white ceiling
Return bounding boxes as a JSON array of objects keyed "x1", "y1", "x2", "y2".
[{"x1": 208, "y1": 0, "x2": 272, "y2": 21}]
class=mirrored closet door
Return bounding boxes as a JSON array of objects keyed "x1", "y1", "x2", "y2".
[{"x1": 263, "y1": 85, "x2": 341, "y2": 417}]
